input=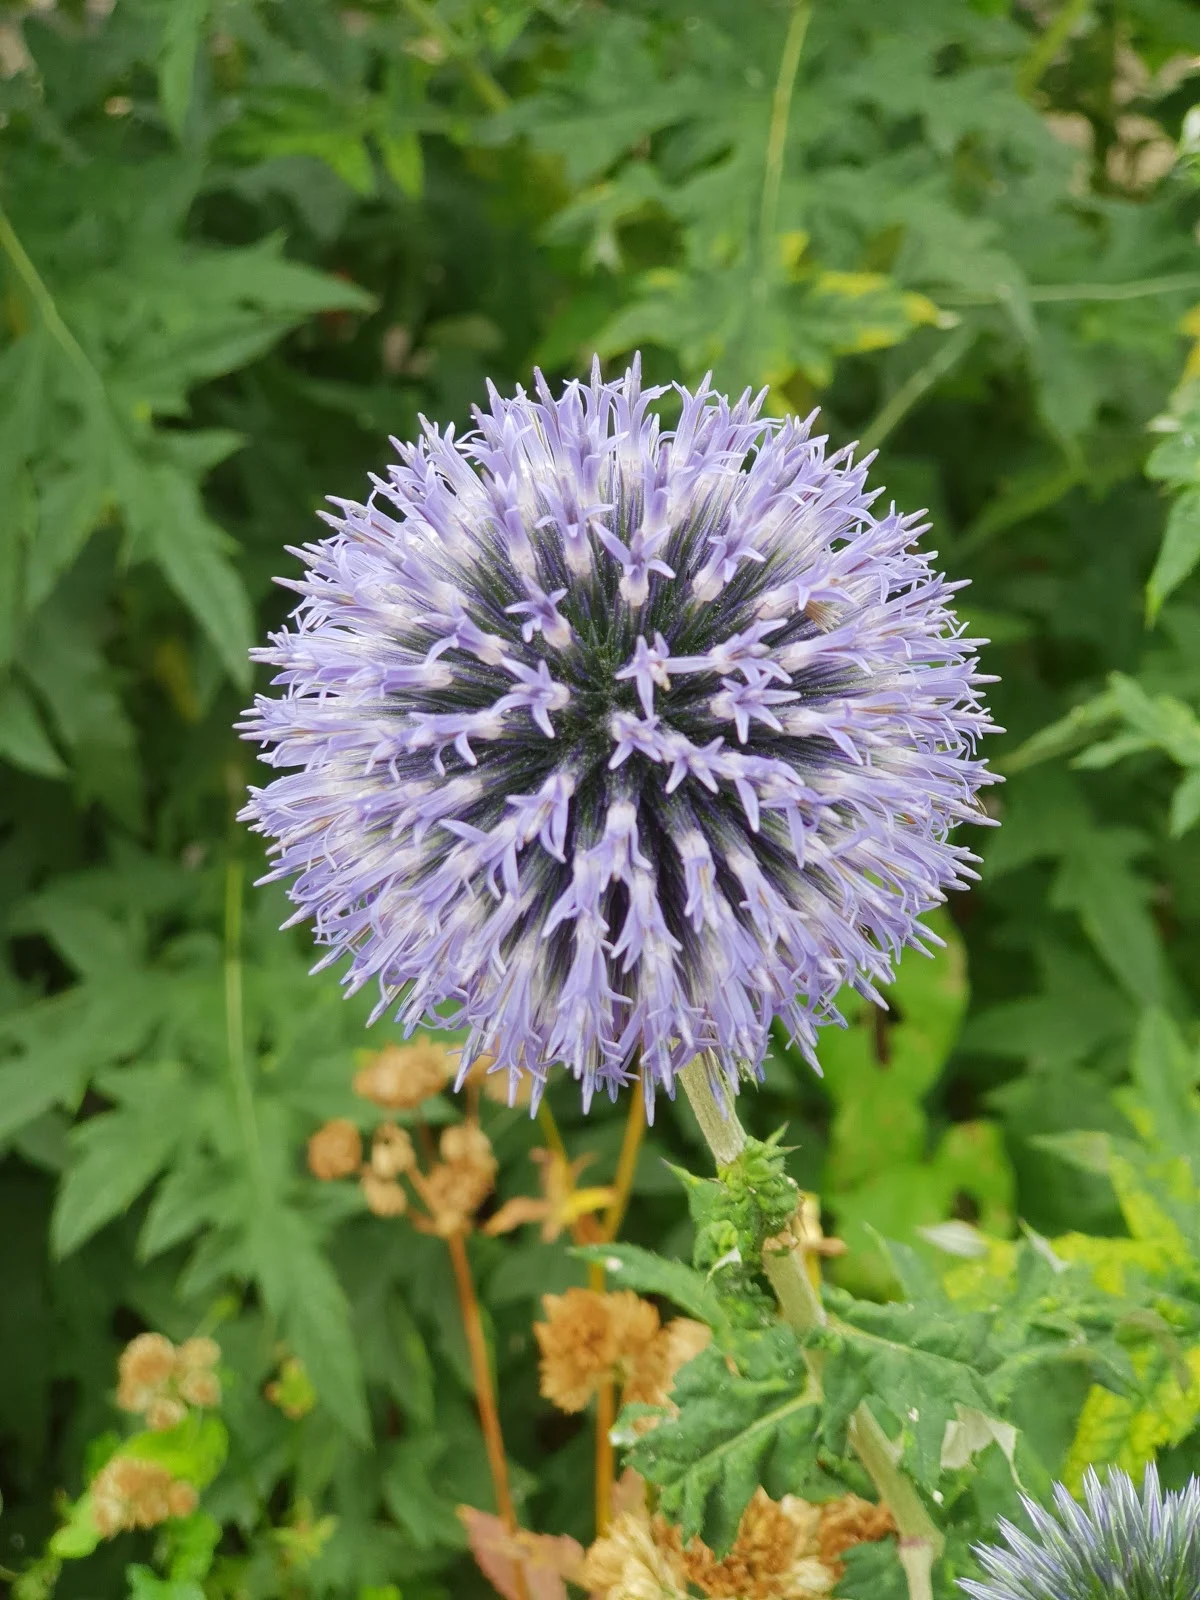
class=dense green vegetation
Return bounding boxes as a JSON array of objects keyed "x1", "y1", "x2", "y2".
[{"x1": 3, "y1": 2, "x2": 1200, "y2": 1597}]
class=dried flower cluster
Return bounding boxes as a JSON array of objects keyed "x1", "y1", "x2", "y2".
[
  {"x1": 583, "y1": 1478, "x2": 895, "y2": 1600},
  {"x1": 410, "y1": 1120, "x2": 498, "y2": 1235},
  {"x1": 242, "y1": 360, "x2": 996, "y2": 1112},
  {"x1": 534, "y1": 1287, "x2": 709, "y2": 1415},
  {"x1": 90, "y1": 1456, "x2": 198, "y2": 1538},
  {"x1": 307, "y1": 1117, "x2": 363, "y2": 1180},
  {"x1": 353, "y1": 1037, "x2": 454, "y2": 1110},
  {"x1": 308, "y1": 1102, "x2": 497, "y2": 1231},
  {"x1": 116, "y1": 1332, "x2": 221, "y2": 1430}
]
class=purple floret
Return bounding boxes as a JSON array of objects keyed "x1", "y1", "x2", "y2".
[
  {"x1": 239, "y1": 357, "x2": 998, "y2": 1112},
  {"x1": 961, "y1": 1464, "x2": 1200, "y2": 1600}
]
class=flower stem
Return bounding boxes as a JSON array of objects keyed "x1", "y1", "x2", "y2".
[
  {"x1": 445, "y1": 1227, "x2": 531, "y2": 1600},
  {"x1": 677, "y1": 1056, "x2": 943, "y2": 1600},
  {"x1": 758, "y1": 0, "x2": 814, "y2": 269},
  {"x1": 602, "y1": 1078, "x2": 647, "y2": 1244},
  {"x1": 589, "y1": 1077, "x2": 649, "y2": 1533}
]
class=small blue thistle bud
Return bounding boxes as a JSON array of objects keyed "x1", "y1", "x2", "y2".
[
  {"x1": 239, "y1": 358, "x2": 997, "y2": 1111},
  {"x1": 962, "y1": 1465, "x2": 1200, "y2": 1600}
]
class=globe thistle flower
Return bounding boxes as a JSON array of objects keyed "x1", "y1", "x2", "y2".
[
  {"x1": 961, "y1": 1465, "x2": 1200, "y2": 1600},
  {"x1": 240, "y1": 358, "x2": 996, "y2": 1111}
]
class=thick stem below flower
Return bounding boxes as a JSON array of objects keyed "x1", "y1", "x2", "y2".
[{"x1": 677, "y1": 1057, "x2": 942, "y2": 1600}]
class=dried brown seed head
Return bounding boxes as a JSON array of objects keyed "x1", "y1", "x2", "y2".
[
  {"x1": 145, "y1": 1395, "x2": 188, "y2": 1433},
  {"x1": 370, "y1": 1122, "x2": 416, "y2": 1180},
  {"x1": 534, "y1": 1288, "x2": 621, "y2": 1413},
  {"x1": 89, "y1": 1458, "x2": 195, "y2": 1538},
  {"x1": 176, "y1": 1335, "x2": 220, "y2": 1372},
  {"x1": 353, "y1": 1038, "x2": 453, "y2": 1110},
  {"x1": 307, "y1": 1118, "x2": 363, "y2": 1180},
  {"x1": 361, "y1": 1170, "x2": 410, "y2": 1217},
  {"x1": 116, "y1": 1332, "x2": 176, "y2": 1411},
  {"x1": 177, "y1": 1368, "x2": 221, "y2": 1408}
]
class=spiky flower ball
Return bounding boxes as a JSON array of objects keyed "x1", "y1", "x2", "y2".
[
  {"x1": 961, "y1": 1465, "x2": 1200, "y2": 1600},
  {"x1": 240, "y1": 359, "x2": 996, "y2": 1110}
]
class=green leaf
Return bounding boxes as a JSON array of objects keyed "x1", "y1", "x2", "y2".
[
  {"x1": 626, "y1": 1325, "x2": 819, "y2": 1551},
  {"x1": 1147, "y1": 486, "x2": 1200, "y2": 622},
  {"x1": 124, "y1": 1413, "x2": 229, "y2": 1487},
  {"x1": 129, "y1": 463, "x2": 253, "y2": 688},
  {"x1": 1169, "y1": 768, "x2": 1200, "y2": 836},
  {"x1": 158, "y1": 0, "x2": 210, "y2": 139},
  {"x1": 127, "y1": 1566, "x2": 206, "y2": 1600},
  {"x1": 1129, "y1": 1008, "x2": 1200, "y2": 1166},
  {"x1": 380, "y1": 133, "x2": 424, "y2": 200},
  {"x1": 0, "y1": 676, "x2": 65, "y2": 777},
  {"x1": 574, "y1": 1241, "x2": 727, "y2": 1330},
  {"x1": 820, "y1": 1291, "x2": 998, "y2": 1490},
  {"x1": 0, "y1": 1049, "x2": 86, "y2": 1149},
  {"x1": 52, "y1": 1063, "x2": 195, "y2": 1256},
  {"x1": 1050, "y1": 830, "x2": 1164, "y2": 1004},
  {"x1": 247, "y1": 1202, "x2": 370, "y2": 1443}
]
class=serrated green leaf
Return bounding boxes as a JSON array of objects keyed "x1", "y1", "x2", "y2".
[
  {"x1": 247, "y1": 1202, "x2": 369, "y2": 1442},
  {"x1": 820, "y1": 1291, "x2": 997, "y2": 1489},
  {"x1": 158, "y1": 0, "x2": 209, "y2": 140},
  {"x1": 52, "y1": 1063, "x2": 195, "y2": 1255},
  {"x1": 129, "y1": 463, "x2": 253, "y2": 688},
  {"x1": 1129, "y1": 1008, "x2": 1200, "y2": 1167},
  {"x1": 627, "y1": 1325, "x2": 819, "y2": 1551},
  {"x1": 1148, "y1": 486, "x2": 1200, "y2": 621},
  {"x1": 0, "y1": 675, "x2": 65, "y2": 777},
  {"x1": 574, "y1": 1241, "x2": 727, "y2": 1330},
  {"x1": 1169, "y1": 768, "x2": 1200, "y2": 836}
]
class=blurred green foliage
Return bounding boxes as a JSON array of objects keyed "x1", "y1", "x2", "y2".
[{"x1": 2, "y1": 0, "x2": 1200, "y2": 1596}]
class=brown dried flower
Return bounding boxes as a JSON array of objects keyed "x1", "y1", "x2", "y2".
[
  {"x1": 622, "y1": 1317, "x2": 711, "y2": 1411},
  {"x1": 535, "y1": 1288, "x2": 620, "y2": 1413},
  {"x1": 534, "y1": 1288, "x2": 665, "y2": 1414},
  {"x1": 816, "y1": 1494, "x2": 896, "y2": 1576},
  {"x1": 370, "y1": 1122, "x2": 416, "y2": 1180},
  {"x1": 353, "y1": 1038, "x2": 453, "y2": 1111},
  {"x1": 177, "y1": 1368, "x2": 221, "y2": 1409},
  {"x1": 410, "y1": 1120, "x2": 497, "y2": 1236},
  {"x1": 90, "y1": 1457, "x2": 197, "y2": 1538},
  {"x1": 144, "y1": 1395, "x2": 188, "y2": 1433},
  {"x1": 580, "y1": 1506, "x2": 687, "y2": 1599},
  {"x1": 583, "y1": 1479, "x2": 895, "y2": 1600},
  {"x1": 176, "y1": 1335, "x2": 220, "y2": 1373},
  {"x1": 307, "y1": 1118, "x2": 363, "y2": 1180},
  {"x1": 116, "y1": 1330, "x2": 222, "y2": 1421},
  {"x1": 439, "y1": 1120, "x2": 494, "y2": 1169},
  {"x1": 117, "y1": 1332, "x2": 177, "y2": 1412},
  {"x1": 361, "y1": 1169, "x2": 410, "y2": 1217}
]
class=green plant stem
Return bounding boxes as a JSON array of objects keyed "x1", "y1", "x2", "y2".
[
  {"x1": 859, "y1": 325, "x2": 975, "y2": 455},
  {"x1": 223, "y1": 777, "x2": 265, "y2": 1196},
  {"x1": 399, "y1": 0, "x2": 510, "y2": 113},
  {"x1": 0, "y1": 201, "x2": 106, "y2": 399},
  {"x1": 758, "y1": 0, "x2": 813, "y2": 268},
  {"x1": 677, "y1": 1055, "x2": 943, "y2": 1600},
  {"x1": 1017, "y1": 0, "x2": 1090, "y2": 98}
]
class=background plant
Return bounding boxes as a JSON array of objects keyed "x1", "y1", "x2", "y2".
[{"x1": 3, "y1": 1, "x2": 1200, "y2": 1597}]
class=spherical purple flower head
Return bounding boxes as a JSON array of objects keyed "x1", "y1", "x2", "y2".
[
  {"x1": 239, "y1": 357, "x2": 997, "y2": 1113},
  {"x1": 961, "y1": 1464, "x2": 1200, "y2": 1600}
]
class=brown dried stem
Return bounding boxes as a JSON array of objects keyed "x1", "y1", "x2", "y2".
[{"x1": 445, "y1": 1227, "x2": 530, "y2": 1600}]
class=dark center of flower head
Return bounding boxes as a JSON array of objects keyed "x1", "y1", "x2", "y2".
[{"x1": 241, "y1": 358, "x2": 997, "y2": 1112}]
